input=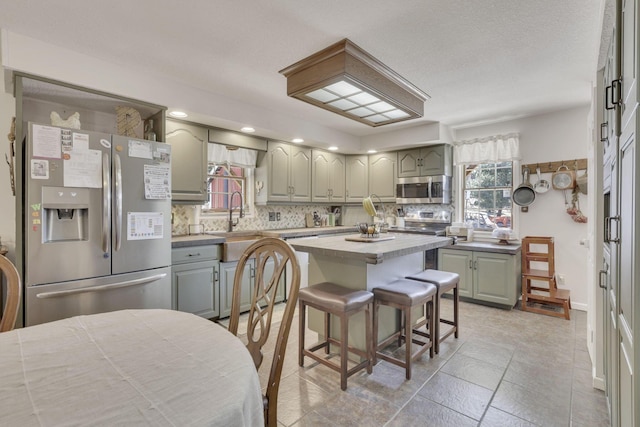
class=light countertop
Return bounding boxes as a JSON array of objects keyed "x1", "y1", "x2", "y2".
[
  {"x1": 172, "y1": 226, "x2": 354, "y2": 248},
  {"x1": 288, "y1": 233, "x2": 452, "y2": 264},
  {"x1": 442, "y1": 241, "x2": 522, "y2": 255}
]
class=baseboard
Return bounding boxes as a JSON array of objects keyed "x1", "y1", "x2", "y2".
[
  {"x1": 592, "y1": 373, "x2": 605, "y2": 391},
  {"x1": 572, "y1": 301, "x2": 587, "y2": 311}
]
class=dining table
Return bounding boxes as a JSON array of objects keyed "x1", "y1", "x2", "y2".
[{"x1": 0, "y1": 309, "x2": 264, "y2": 426}]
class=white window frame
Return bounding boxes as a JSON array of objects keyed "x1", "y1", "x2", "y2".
[
  {"x1": 201, "y1": 163, "x2": 255, "y2": 218},
  {"x1": 454, "y1": 160, "x2": 520, "y2": 239}
]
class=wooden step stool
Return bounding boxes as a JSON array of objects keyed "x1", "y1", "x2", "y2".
[{"x1": 521, "y1": 236, "x2": 571, "y2": 320}]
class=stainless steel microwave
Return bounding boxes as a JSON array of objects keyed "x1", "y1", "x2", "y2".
[{"x1": 396, "y1": 175, "x2": 452, "y2": 204}]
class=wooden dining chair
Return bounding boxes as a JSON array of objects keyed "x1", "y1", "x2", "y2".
[
  {"x1": 227, "y1": 237, "x2": 301, "y2": 427},
  {"x1": 0, "y1": 255, "x2": 21, "y2": 332}
]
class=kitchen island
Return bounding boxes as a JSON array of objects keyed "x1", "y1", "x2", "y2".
[{"x1": 289, "y1": 233, "x2": 452, "y2": 350}]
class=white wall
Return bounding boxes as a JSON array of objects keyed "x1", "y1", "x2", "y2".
[
  {"x1": 454, "y1": 106, "x2": 591, "y2": 309},
  {"x1": 0, "y1": 69, "x2": 16, "y2": 262}
]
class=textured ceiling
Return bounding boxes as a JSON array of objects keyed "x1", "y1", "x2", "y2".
[{"x1": 0, "y1": 0, "x2": 605, "y2": 147}]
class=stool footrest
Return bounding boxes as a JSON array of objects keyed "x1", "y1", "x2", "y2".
[{"x1": 302, "y1": 348, "x2": 370, "y2": 377}]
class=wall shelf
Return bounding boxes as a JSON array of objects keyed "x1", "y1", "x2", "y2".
[{"x1": 521, "y1": 158, "x2": 587, "y2": 174}]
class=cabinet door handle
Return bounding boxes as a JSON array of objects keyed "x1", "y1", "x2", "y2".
[
  {"x1": 473, "y1": 260, "x2": 478, "y2": 270},
  {"x1": 187, "y1": 253, "x2": 201, "y2": 257},
  {"x1": 605, "y1": 85, "x2": 614, "y2": 110},
  {"x1": 612, "y1": 78, "x2": 622, "y2": 106},
  {"x1": 469, "y1": 260, "x2": 473, "y2": 269},
  {"x1": 605, "y1": 216, "x2": 620, "y2": 243},
  {"x1": 214, "y1": 269, "x2": 219, "y2": 282},
  {"x1": 600, "y1": 122, "x2": 608, "y2": 142},
  {"x1": 598, "y1": 270, "x2": 607, "y2": 289}
]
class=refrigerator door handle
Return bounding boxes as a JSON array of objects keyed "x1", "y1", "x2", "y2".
[
  {"x1": 114, "y1": 153, "x2": 123, "y2": 251},
  {"x1": 35, "y1": 273, "x2": 168, "y2": 299},
  {"x1": 102, "y1": 152, "x2": 111, "y2": 253}
]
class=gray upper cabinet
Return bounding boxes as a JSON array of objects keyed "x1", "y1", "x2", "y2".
[
  {"x1": 345, "y1": 155, "x2": 368, "y2": 202},
  {"x1": 368, "y1": 152, "x2": 397, "y2": 202},
  {"x1": 258, "y1": 141, "x2": 311, "y2": 203},
  {"x1": 397, "y1": 144, "x2": 452, "y2": 177},
  {"x1": 312, "y1": 150, "x2": 345, "y2": 203},
  {"x1": 166, "y1": 120, "x2": 208, "y2": 203}
]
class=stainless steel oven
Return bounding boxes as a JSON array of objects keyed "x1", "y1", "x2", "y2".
[{"x1": 396, "y1": 175, "x2": 452, "y2": 204}]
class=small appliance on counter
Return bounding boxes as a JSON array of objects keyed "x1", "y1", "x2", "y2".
[{"x1": 446, "y1": 225, "x2": 471, "y2": 243}]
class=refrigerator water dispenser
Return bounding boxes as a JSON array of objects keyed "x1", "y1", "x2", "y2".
[{"x1": 41, "y1": 187, "x2": 89, "y2": 242}]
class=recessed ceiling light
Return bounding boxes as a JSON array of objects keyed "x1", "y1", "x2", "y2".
[
  {"x1": 328, "y1": 146, "x2": 338, "y2": 151},
  {"x1": 367, "y1": 149, "x2": 377, "y2": 154},
  {"x1": 292, "y1": 138, "x2": 304, "y2": 143},
  {"x1": 241, "y1": 127, "x2": 255, "y2": 133},
  {"x1": 168, "y1": 110, "x2": 188, "y2": 118}
]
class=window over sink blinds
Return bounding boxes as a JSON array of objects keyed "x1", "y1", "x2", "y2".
[{"x1": 453, "y1": 133, "x2": 521, "y2": 165}]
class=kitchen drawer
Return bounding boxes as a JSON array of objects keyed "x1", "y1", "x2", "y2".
[{"x1": 171, "y1": 245, "x2": 221, "y2": 264}]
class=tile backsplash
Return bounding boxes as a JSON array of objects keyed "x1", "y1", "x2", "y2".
[
  {"x1": 172, "y1": 203, "x2": 454, "y2": 235},
  {"x1": 172, "y1": 204, "x2": 332, "y2": 235}
]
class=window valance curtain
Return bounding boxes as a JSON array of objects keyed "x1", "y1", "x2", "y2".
[
  {"x1": 208, "y1": 143, "x2": 258, "y2": 168},
  {"x1": 453, "y1": 133, "x2": 521, "y2": 165}
]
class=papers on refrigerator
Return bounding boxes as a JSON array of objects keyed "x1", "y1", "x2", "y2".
[{"x1": 127, "y1": 212, "x2": 164, "y2": 240}]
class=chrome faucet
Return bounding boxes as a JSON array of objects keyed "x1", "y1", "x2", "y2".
[{"x1": 228, "y1": 191, "x2": 244, "y2": 232}]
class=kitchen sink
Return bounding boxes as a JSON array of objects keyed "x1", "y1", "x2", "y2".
[{"x1": 205, "y1": 232, "x2": 263, "y2": 261}]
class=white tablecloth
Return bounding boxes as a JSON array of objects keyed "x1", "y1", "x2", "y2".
[{"x1": 0, "y1": 309, "x2": 264, "y2": 426}]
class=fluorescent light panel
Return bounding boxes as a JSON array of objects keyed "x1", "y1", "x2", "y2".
[
  {"x1": 280, "y1": 39, "x2": 429, "y2": 127},
  {"x1": 305, "y1": 80, "x2": 411, "y2": 125}
]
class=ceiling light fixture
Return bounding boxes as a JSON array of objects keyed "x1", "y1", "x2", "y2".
[
  {"x1": 279, "y1": 38, "x2": 429, "y2": 127},
  {"x1": 240, "y1": 127, "x2": 255, "y2": 133},
  {"x1": 168, "y1": 110, "x2": 188, "y2": 118}
]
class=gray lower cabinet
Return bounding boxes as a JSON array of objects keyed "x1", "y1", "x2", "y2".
[
  {"x1": 438, "y1": 248, "x2": 520, "y2": 308},
  {"x1": 219, "y1": 258, "x2": 285, "y2": 318},
  {"x1": 171, "y1": 246, "x2": 221, "y2": 318},
  {"x1": 219, "y1": 260, "x2": 254, "y2": 318}
]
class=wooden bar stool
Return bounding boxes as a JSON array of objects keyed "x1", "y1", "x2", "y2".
[
  {"x1": 298, "y1": 282, "x2": 374, "y2": 390},
  {"x1": 406, "y1": 269, "x2": 460, "y2": 354},
  {"x1": 372, "y1": 279, "x2": 437, "y2": 380}
]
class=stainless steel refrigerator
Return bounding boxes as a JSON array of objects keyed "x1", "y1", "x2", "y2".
[{"x1": 24, "y1": 122, "x2": 172, "y2": 326}]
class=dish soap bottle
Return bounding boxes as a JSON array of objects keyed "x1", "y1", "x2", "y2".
[{"x1": 144, "y1": 119, "x2": 157, "y2": 141}]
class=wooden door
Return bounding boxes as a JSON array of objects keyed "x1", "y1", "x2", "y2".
[
  {"x1": 219, "y1": 260, "x2": 253, "y2": 318},
  {"x1": 369, "y1": 152, "x2": 397, "y2": 202},
  {"x1": 290, "y1": 145, "x2": 312, "y2": 202},
  {"x1": 267, "y1": 142, "x2": 293, "y2": 202},
  {"x1": 346, "y1": 155, "x2": 369, "y2": 202},
  {"x1": 438, "y1": 249, "x2": 473, "y2": 299},
  {"x1": 172, "y1": 260, "x2": 219, "y2": 318},
  {"x1": 618, "y1": 125, "x2": 635, "y2": 426},
  {"x1": 397, "y1": 148, "x2": 421, "y2": 178},
  {"x1": 420, "y1": 145, "x2": 446, "y2": 176},
  {"x1": 311, "y1": 150, "x2": 331, "y2": 202},
  {"x1": 473, "y1": 252, "x2": 514, "y2": 306},
  {"x1": 165, "y1": 120, "x2": 208, "y2": 202},
  {"x1": 328, "y1": 153, "x2": 346, "y2": 202},
  {"x1": 620, "y1": 0, "x2": 637, "y2": 130}
]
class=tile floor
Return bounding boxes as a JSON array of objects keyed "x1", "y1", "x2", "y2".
[{"x1": 231, "y1": 300, "x2": 611, "y2": 426}]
